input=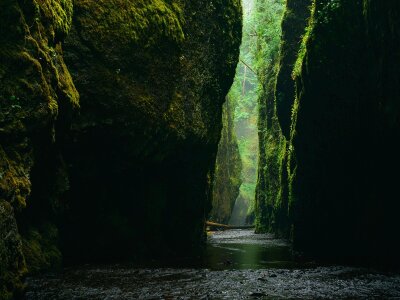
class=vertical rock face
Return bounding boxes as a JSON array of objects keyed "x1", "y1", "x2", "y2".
[
  {"x1": 253, "y1": 0, "x2": 287, "y2": 235},
  {"x1": 275, "y1": 0, "x2": 312, "y2": 138},
  {"x1": 257, "y1": 0, "x2": 400, "y2": 263},
  {"x1": 0, "y1": 0, "x2": 79, "y2": 297},
  {"x1": 255, "y1": 0, "x2": 311, "y2": 236},
  {"x1": 290, "y1": 0, "x2": 400, "y2": 262},
  {"x1": 61, "y1": 0, "x2": 242, "y2": 260},
  {"x1": 0, "y1": 0, "x2": 242, "y2": 297},
  {"x1": 0, "y1": 201, "x2": 25, "y2": 299},
  {"x1": 210, "y1": 98, "x2": 242, "y2": 224},
  {"x1": 255, "y1": 66, "x2": 288, "y2": 236}
]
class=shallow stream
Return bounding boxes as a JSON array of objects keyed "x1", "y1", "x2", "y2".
[{"x1": 25, "y1": 230, "x2": 400, "y2": 299}]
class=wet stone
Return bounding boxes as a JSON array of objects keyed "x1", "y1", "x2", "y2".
[
  {"x1": 249, "y1": 291, "x2": 267, "y2": 297},
  {"x1": 25, "y1": 230, "x2": 400, "y2": 299}
]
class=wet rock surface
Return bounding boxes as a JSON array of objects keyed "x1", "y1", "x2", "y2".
[
  {"x1": 25, "y1": 266, "x2": 400, "y2": 299},
  {"x1": 25, "y1": 230, "x2": 400, "y2": 299},
  {"x1": 60, "y1": 0, "x2": 242, "y2": 261}
]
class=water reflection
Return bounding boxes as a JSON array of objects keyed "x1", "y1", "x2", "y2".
[
  {"x1": 204, "y1": 230, "x2": 294, "y2": 270},
  {"x1": 25, "y1": 229, "x2": 400, "y2": 299}
]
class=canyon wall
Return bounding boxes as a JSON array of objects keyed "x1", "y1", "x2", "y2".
[
  {"x1": 0, "y1": 0, "x2": 242, "y2": 297},
  {"x1": 257, "y1": 0, "x2": 400, "y2": 263},
  {"x1": 0, "y1": 0, "x2": 78, "y2": 297},
  {"x1": 210, "y1": 98, "x2": 242, "y2": 224},
  {"x1": 61, "y1": 0, "x2": 242, "y2": 261},
  {"x1": 289, "y1": 0, "x2": 400, "y2": 262},
  {"x1": 254, "y1": 0, "x2": 288, "y2": 235}
]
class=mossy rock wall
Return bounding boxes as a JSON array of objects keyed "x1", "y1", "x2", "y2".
[
  {"x1": 255, "y1": 0, "x2": 311, "y2": 237},
  {"x1": 289, "y1": 0, "x2": 400, "y2": 263},
  {"x1": 254, "y1": 0, "x2": 289, "y2": 236},
  {"x1": 275, "y1": 0, "x2": 312, "y2": 138},
  {"x1": 0, "y1": 0, "x2": 241, "y2": 296},
  {"x1": 256, "y1": 0, "x2": 400, "y2": 264},
  {"x1": 0, "y1": 0, "x2": 78, "y2": 297},
  {"x1": 61, "y1": 0, "x2": 242, "y2": 260},
  {"x1": 210, "y1": 97, "x2": 242, "y2": 224},
  {"x1": 255, "y1": 62, "x2": 289, "y2": 236}
]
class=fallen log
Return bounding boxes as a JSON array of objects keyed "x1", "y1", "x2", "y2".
[{"x1": 206, "y1": 221, "x2": 255, "y2": 230}]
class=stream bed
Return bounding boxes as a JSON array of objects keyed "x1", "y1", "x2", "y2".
[{"x1": 25, "y1": 230, "x2": 400, "y2": 299}]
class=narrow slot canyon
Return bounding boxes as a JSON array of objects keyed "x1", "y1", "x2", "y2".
[{"x1": 1, "y1": 0, "x2": 400, "y2": 299}]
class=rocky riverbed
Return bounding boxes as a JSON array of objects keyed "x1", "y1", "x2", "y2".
[{"x1": 25, "y1": 230, "x2": 400, "y2": 299}]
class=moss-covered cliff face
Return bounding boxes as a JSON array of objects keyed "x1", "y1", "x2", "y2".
[
  {"x1": 255, "y1": 65, "x2": 288, "y2": 236},
  {"x1": 253, "y1": 0, "x2": 285, "y2": 235},
  {"x1": 61, "y1": 0, "x2": 242, "y2": 260},
  {"x1": 255, "y1": 0, "x2": 311, "y2": 236},
  {"x1": 256, "y1": 0, "x2": 400, "y2": 263},
  {"x1": 275, "y1": 0, "x2": 312, "y2": 139},
  {"x1": 289, "y1": 0, "x2": 400, "y2": 262},
  {"x1": 0, "y1": 0, "x2": 241, "y2": 296},
  {"x1": 210, "y1": 98, "x2": 242, "y2": 224},
  {"x1": 0, "y1": 0, "x2": 79, "y2": 297}
]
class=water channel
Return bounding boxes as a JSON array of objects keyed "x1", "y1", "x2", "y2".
[{"x1": 25, "y1": 230, "x2": 400, "y2": 299}]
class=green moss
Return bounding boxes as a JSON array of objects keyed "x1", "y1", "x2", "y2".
[
  {"x1": 60, "y1": 0, "x2": 242, "y2": 261},
  {"x1": 287, "y1": 0, "x2": 400, "y2": 262},
  {"x1": 253, "y1": 0, "x2": 286, "y2": 231},
  {"x1": 292, "y1": 4, "x2": 315, "y2": 79},
  {"x1": 0, "y1": 0, "x2": 79, "y2": 118},
  {"x1": 0, "y1": 200, "x2": 27, "y2": 300},
  {"x1": 32, "y1": 0, "x2": 74, "y2": 39},
  {"x1": 274, "y1": 0, "x2": 312, "y2": 138},
  {"x1": 0, "y1": 0, "x2": 78, "y2": 297},
  {"x1": 74, "y1": 0, "x2": 185, "y2": 50},
  {"x1": 255, "y1": 100, "x2": 289, "y2": 235},
  {"x1": 211, "y1": 97, "x2": 242, "y2": 224},
  {"x1": 22, "y1": 224, "x2": 62, "y2": 274},
  {"x1": 255, "y1": 0, "x2": 315, "y2": 237},
  {"x1": 0, "y1": 147, "x2": 31, "y2": 211}
]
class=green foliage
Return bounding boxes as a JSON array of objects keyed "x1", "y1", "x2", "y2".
[
  {"x1": 22, "y1": 224, "x2": 62, "y2": 274},
  {"x1": 225, "y1": 0, "x2": 260, "y2": 221},
  {"x1": 211, "y1": 99, "x2": 242, "y2": 224},
  {"x1": 253, "y1": 0, "x2": 284, "y2": 79},
  {"x1": 223, "y1": 0, "x2": 285, "y2": 224},
  {"x1": 252, "y1": 0, "x2": 286, "y2": 233}
]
